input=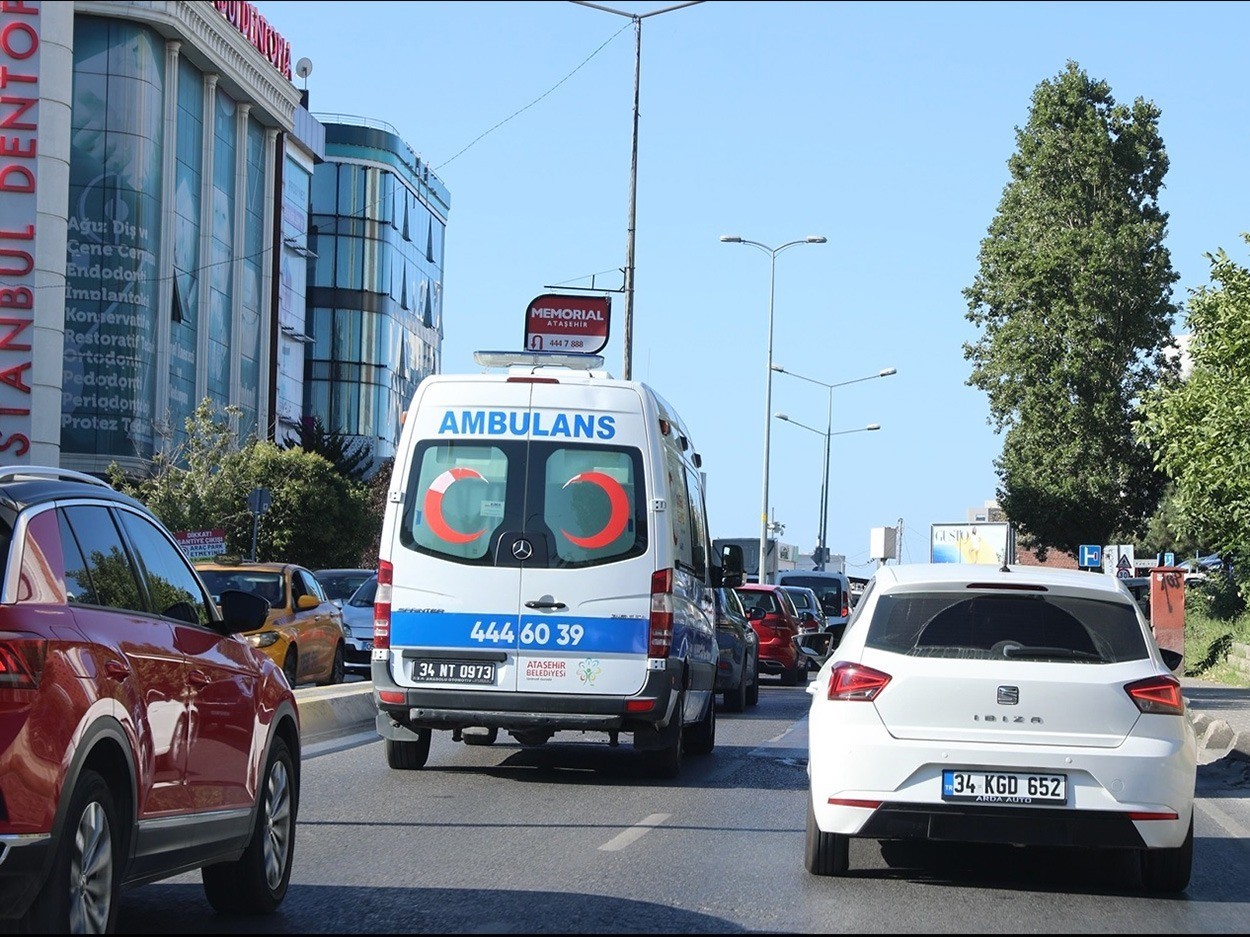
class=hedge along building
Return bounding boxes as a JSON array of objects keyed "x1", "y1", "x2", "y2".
[{"x1": 0, "y1": 0, "x2": 320, "y2": 474}]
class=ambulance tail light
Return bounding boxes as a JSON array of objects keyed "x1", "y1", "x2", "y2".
[
  {"x1": 649, "y1": 568, "x2": 674, "y2": 658},
  {"x1": 374, "y1": 560, "x2": 393, "y2": 650}
]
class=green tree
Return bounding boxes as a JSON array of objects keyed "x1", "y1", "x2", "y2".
[
  {"x1": 282, "y1": 415, "x2": 372, "y2": 482},
  {"x1": 110, "y1": 399, "x2": 381, "y2": 570},
  {"x1": 963, "y1": 61, "x2": 1180, "y2": 558},
  {"x1": 1141, "y1": 237, "x2": 1250, "y2": 587},
  {"x1": 246, "y1": 444, "x2": 379, "y2": 568}
]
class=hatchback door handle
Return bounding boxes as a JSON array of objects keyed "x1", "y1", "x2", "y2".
[{"x1": 188, "y1": 669, "x2": 212, "y2": 687}]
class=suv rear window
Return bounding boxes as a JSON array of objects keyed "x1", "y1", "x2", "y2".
[{"x1": 865, "y1": 591, "x2": 1149, "y2": 663}]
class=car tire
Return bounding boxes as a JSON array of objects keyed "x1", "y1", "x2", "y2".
[
  {"x1": 685, "y1": 694, "x2": 716, "y2": 755},
  {"x1": 1140, "y1": 814, "x2": 1193, "y2": 893},
  {"x1": 745, "y1": 652, "x2": 760, "y2": 707},
  {"x1": 282, "y1": 647, "x2": 298, "y2": 688},
  {"x1": 781, "y1": 660, "x2": 802, "y2": 687},
  {"x1": 723, "y1": 655, "x2": 747, "y2": 713},
  {"x1": 202, "y1": 735, "x2": 296, "y2": 915},
  {"x1": 648, "y1": 694, "x2": 685, "y2": 779},
  {"x1": 463, "y1": 727, "x2": 499, "y2": 746},
  {"x1": 317, "y1": 642, "x2": 345, "y2": 687},
  {"x1": 804, "y1": 794, "x2": 849, "y2": 876},
  {"x1": 386, "y1": 730, "x2": 432, "y2": 770},
  {"x1": 20, "y1": 769, "x2": 121, "y2": 934}
]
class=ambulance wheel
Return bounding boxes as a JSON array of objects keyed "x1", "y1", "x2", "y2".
[{"x1": 386, "y1": 730, "x2": 431, "y2": 770}]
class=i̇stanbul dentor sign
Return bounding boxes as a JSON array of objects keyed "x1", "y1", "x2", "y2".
[
  {"x1": 523, "y1": 294, "x2": 611, "y2": 355},
  {"x1": 0, "y1": 0, "x2": 39, "y2": 461}
]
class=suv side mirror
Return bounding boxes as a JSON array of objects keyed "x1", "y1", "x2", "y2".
[{"x1": 718, "y1": 543, "x2": 745, "y2": 588}]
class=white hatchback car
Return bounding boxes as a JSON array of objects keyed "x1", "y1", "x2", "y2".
[{"x1": 805, "y1": 563, "x2": 1196, "y2": 892}]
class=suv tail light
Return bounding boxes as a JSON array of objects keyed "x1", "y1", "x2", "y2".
[
  {"x1": 0, "y1": 638, "x2": 47, "y2": 689},
  {"x1": 1125, "y1": 674, "x2": 1184, "y2": 715},
  {"x1": 373, "y1": 560, "x2": 392, "y2": 650},
  {"x1": 826, "y1": 661, "x2": 891, "y2": 701},
  {"x1": 648, "y1": 569, "x2": 673, "y2": 658}
]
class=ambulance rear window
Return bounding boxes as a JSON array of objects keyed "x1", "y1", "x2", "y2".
[{"x1": 403, "y1": 443, "x2": 508, "y2": 561}]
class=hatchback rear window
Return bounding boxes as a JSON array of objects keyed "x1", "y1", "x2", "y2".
[{"x1": 865, "y1": 591, "x2": 1148, "y2": 663}]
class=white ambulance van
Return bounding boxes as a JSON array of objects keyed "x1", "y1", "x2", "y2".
[{"x1": 372, "y1": 350, "x2": 737, "y2": 777}]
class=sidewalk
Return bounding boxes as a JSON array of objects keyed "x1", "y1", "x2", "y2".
[{"x1": 1180, "y1": 675, "x2": 1250, "y2": 763}]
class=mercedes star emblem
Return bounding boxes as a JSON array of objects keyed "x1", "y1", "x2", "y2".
[{"x1": 511, "y1": 539, "x2": 533, "y2": 560}]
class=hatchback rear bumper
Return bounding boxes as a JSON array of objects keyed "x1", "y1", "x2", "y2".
[{"x1": 0, "y1": 833, "x2": 53, "y2": 919}]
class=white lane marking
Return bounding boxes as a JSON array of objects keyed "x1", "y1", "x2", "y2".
[
  {"x1": 599, "y1": 813, "x2": 671, "y2": 852},
  {"x1": 1197, "y1": 796, "x2": 1250, "y2": 840}
]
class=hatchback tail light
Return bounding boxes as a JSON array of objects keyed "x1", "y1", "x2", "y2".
[
  {"x1": 826, "y1": 661, "x2": 891, "y2": 701},
  {"x1": 648, "y1": 569, "x2": 673, "y2": 658},
  {"x1": 373, "y1": 560, "x2": 393, "y2": 650},
  {"x1": 1125, "y1": 674, "x2": 1184, "y2": 715},
  {"x1": 0, "y1": 638, "x2": 47, "y2": 689}
]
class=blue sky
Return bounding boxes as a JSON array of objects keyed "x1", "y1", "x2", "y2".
[{"x1": 255, "y1": 1, "x2": 1250, "y2": 572}]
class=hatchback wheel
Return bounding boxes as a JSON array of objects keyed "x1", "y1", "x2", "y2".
[
  {"x1": 202, "y1": 735, "x2": 296, "y2": 913},
  {"x1": 745, "y1": 653, "x2": 760, "y2": 707},
  {"x1": 317, "y1": 642, "x2": 345, "y2": 686},
  {"x1": 282, "y1": 647, "x2": 298, "y2": 688},
  {"x1": 781, "y1": 660, "x2": 802, "y2": 687},
  {"x1": 21, "y1": 769, "x2": 119, "y2": 934},
  {"x1": 804, "y1": 795, "x2": 849, "y2": 876},
  {"x1": 1140, "y1": 814, "x2": 1193, "y2": 893},
  {"x1": 723, "y1": 656, "x2": 747, "y2": 713}
]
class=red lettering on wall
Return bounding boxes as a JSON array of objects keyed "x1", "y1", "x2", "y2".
[
  {"x1": 0, "y1": 432, "x2": 30, "y2": 456},
  {"x1": 0, "y1": 317, "x2": 31, "y2": 351},
  {"x1": 0, "y1": 360, "x2": 31, "y2": 394},
  {"x1": 213, "y1": 0, "x2": 292, "y2": 80},
  {"x1": 0, "y1": 287, "x2": 32, "y2": 309},
  {"x1": 0, "y1": 94, "x2": 34, "y2": 130},
  {"x1": 0, "y1": 19, "x2": 36, "y2": 58},
  {"x1": 0, "y1": 248, "x2": 31, "y2": 276}
]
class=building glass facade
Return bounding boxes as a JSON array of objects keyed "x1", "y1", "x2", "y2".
[
  {"x1": 307, "y1": 120, "x2": 450, "y2": 470},
  {"x1": 63, "y1": 16, "x2": 165, "y2": 461},
  {"x1": 52, "y1": 5, "x2": 296, "y2": 474}
]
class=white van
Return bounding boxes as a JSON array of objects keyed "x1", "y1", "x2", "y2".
[{"x1": 372, "y1": 350, "x2": 737, "y2": 777}]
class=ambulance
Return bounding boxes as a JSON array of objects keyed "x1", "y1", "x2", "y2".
[{"x1": 371, "y1": 350, "x2": 736, "y2": 777}]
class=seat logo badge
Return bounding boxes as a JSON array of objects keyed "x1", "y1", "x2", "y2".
[
  {"x1": 512, "y1": 539, "x2": 533, "y2": 560},
  {"x1": 997, "y1": 685, "x2": 1020, "y2": 705}
]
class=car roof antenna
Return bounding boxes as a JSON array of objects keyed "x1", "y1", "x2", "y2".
[{"x1": 1000, "y1": 559, "x2": 1011, "y2": 573}]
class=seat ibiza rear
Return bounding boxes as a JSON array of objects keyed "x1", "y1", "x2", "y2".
[{"x1": 805, "y1": 563, "x2": 1196, "y2": 893}]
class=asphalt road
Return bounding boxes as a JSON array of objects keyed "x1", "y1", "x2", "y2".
[{"x1": 114, "y1": 677, "x2": 1250, "y2": 934}]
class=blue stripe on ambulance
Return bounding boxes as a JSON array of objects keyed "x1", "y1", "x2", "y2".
[{"x1": 390, "y1": 611, "x2": 648, "y2": 654}]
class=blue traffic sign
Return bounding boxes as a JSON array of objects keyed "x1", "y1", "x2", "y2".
[{"x1": 1079, "y1": 544, "x2": 1102, "y2": 568}]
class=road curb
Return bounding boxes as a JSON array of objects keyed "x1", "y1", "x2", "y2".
[{"x1": 295, "y1": 683, "x2": 377, "y2": 742}]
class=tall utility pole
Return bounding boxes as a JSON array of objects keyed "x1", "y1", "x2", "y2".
[{"x1": 571, "y1": 2, "x2": 704, "y2": 379}]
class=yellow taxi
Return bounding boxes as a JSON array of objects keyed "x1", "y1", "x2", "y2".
[{"x1": 196, "y1": 560, "x2": 347, "y2": 687}]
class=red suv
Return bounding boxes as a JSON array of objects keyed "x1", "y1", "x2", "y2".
[
  {"x1": 0, "y1": 467, "x2": 301, "y2": 932},
  {"x1": 735, "y1": 583, "x2": 807, "y2": 686}
]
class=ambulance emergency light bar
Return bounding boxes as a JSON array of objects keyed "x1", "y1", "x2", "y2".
[{"x1": 474, "y1": 350, "x2": 605, "y2": 371}]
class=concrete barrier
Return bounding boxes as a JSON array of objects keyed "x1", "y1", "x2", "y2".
[{"x1": 294, "y1": 682, "x2": 377, "y2": 743}]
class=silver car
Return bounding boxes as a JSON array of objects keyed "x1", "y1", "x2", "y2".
[{"x1": 339, "y1": 574, "x2": 377, "y2": 677}]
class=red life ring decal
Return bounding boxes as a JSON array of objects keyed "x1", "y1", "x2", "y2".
[
  {"x1": 560, "y1": 471, "x2": 630, "y2": 549},
  {"x1": 423, "y1": 467, "x2": 487, "y2": 544}
]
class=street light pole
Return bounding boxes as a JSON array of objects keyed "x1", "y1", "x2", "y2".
[
  {"x1": 772, "y1": 365, "x2": 896, "y2": 569},
  {"x1": 720, "y1": 235, "x2": 827, "y2": 583},
  {"x1": 572, "y1": 1, "x2": 704, "y2": 379}
]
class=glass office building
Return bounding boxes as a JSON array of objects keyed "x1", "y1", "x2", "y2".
[{"x1": 306, "y1": 118, "x2": 450, "y2": 472}]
